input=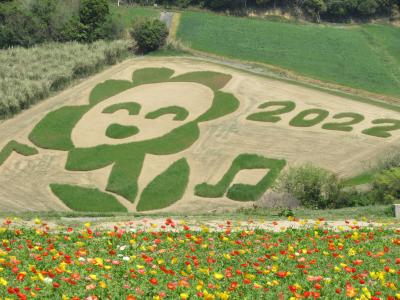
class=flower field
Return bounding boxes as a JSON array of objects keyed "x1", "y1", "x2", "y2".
[{"x1": 0, "y1": 218, "x2": 399, "y2": 300}]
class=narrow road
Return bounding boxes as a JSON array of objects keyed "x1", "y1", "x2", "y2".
[{"x1": 160, "y1": 11, "x2": 175, "y2": 30}]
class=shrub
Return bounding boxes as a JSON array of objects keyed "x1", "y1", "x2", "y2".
[
  {"x1": 357, "y1": 0, "x2": 379, "y2": 16},
  {"x1": 303, "y1": 0, "x2": 327, "y2": 22},
  {"x1": 0, "y1": 2, "x2": 47, "y2": 48},
  {"x1": 372, "y1": 167, "x2": 400, "y2": 204},
  {"x1": 50, "y1": 74, "x2": 71, "y2": 91},
  {"x1": 130, "y1": 19, "x2": 168, "y2": 53},
  {"x1": 274, "y1": 163, "x2": 343, "y2": 209},
  {"x1": 376, "y1": 149, "x2": 400, "y2": 171}
]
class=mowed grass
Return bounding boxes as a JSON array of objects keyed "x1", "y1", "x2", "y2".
[
  {"x1": 110, "y1": 4, "x2": 160, "y2": 28},
  {"x1": 50, "y1": 184, "x2": 127, "y2": 212},
  {"x1": 195, "y1": 154, "x2": 286, "y2": 201},
  {"x1": 177, "y1": 12, "x2": 400, "y2": 97},
  {"x1": 0, "y1": 141, "x2": 38, "y2": 166}
]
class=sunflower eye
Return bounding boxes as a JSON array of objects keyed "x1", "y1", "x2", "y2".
[
  {"x1": 103, "y1": 102, "x2": 141, "y2": 115},
  {"x1": 145, "y1": 106, "x2": 189, "y2": 121}
]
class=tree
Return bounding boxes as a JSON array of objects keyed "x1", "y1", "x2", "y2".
[
  {"x1": 0, "y1": 2, "x2": 46, "y2": 48},
  {"x1": 130, "y1": 19, "x2": 168, "y2": 53},
  {"x1": 304, "y1": 0, "x2": 327, "y2": 22},
  {"x1": 79, "y1": 0, "x2": 110, "y2": 41},
  {"x1": 274, "y1": 164, "x2": 343, "y2": 209},
  {"x1": 30, "y1": 0, "x2": 58, "y2": 40},
  {"x1": 357, "y1": 0, "x2": 379, "y2": 16},
  {"x1": 325, "y1": 0, "x2": 357, "y2": 19}
]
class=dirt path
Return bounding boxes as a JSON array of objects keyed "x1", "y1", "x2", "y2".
[
  {"x1": 1, "y1": 217, "x2": 398, "y2": 232},
  {"x1": 160, "y1": 11, "x2": 175, "y2": 30},
  {"x1": 1, "y1": 57, "x2": 400, "y2": 213}
]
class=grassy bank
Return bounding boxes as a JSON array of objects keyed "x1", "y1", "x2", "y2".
[
  {"x1": 177, "y1": 12, "x2": 400, "y2": 98},
  {"x1": 0, "y1": 40, "x2": 130, "y2": 119},
  {"x1": 110, "y1": 4, "x2": 160, "y2": 28}
]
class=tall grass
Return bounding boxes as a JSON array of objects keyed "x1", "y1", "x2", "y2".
[{"x1": 0, "y1": 40, "x2": 131, "y2": 119}]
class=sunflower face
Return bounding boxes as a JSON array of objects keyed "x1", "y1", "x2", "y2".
[
  {"x1": 26, "y1": 68, "x2": 240, "y2": 211},
  {"x1": 72, "y1": 82, "x2": 214, "y2": 148}
]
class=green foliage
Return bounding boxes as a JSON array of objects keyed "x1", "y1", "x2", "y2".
[
  {"x1": 145, "y1": 106, "x2": 189, "y2": 121},
  {"x1": 0, "y1": 0, "x2": 123, "y2": 48},
  {"x1": 118, "y1": 0, "x2": 399, "y2": 21},
  {"x1": 372, "y1": 167, "x2": 400, "y2": 204},
  {"x1": 80, "y1": 0, "x2": 109, "y2": 28},
  {"x1": 275, "y1": 164, "x2": 343, "y2": 209},
  {"x1": 106, "y1": 124, "x2": 140, "y2": 139},
  {"x1": 331, "y1": 189, "x2": 381, "y2": 208},
  {"x1": 376, "y1": 150, "x2": 400, "y2": 171},
  {"x1": 195, "y1": 154, "x2": 286, "y2": 201},
  {"x1": 137, "y1": 158, "x2": 190, "y2": 211},
  {"x1": 131, "y1": 19, "x2": 169, "y2": 53},
  {"x1": 177, "y1": 12, "x2": 400, "y2": 97},
  {"x1": 357, "y1": 0, "x2": 379, "y2": 16},
  {"x1": 0, "y1": 141, "x2": 38, "y2": 166},
  {"x1": 0, "y1": 1, "x2": 47, "y2": 48},
  {"x1": 343, "y1": 148, "x2": 400, "y2": 187},
  {"x1": 50, "y1": 184, "x2": 127, "y2": 212},
  {"x1": 81, "y1": 3, "x2": 117, "y2": 41},
  {"x1": 343, "y1": 172, "x2": 374, "y2": 186},
  {"x1": 0, "y1": 40, "x2": 130, "y2": 119},
  {"x1": 303, "y1": 0, "x2": 327, "y2": 22},
  {"x1": 0, "y1": 0, "x2": 123, "y2": 47},
  {"x1": 289, "y1": 109, "x2": 329, "y2": 127}
]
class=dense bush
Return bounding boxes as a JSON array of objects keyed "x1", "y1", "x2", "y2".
[
  {"x1": 274, "y1": 164, "x2": 343, "y2": 209},
  {"x1": 0, "y1": 0, "x2": 124, "y2": 48},
  {"x1": 0, "y1": 40, "x2": 130, "y2": 118},
  {"x1": 130, "y1": 19, "x2": 168, "y2": 53},
  {"x1": 372, "y1": 167, "x2": 400, "y2": 204}
]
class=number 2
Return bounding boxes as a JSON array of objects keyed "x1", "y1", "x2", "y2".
[
  {"x1": 247, "y1": 101, "x2": 296, "y2": 123},
  {"x1": 322, "y1": 112, "x2": 365, "y2": 132},
  {"x1": 362, "y1": 119, "x2": 400, "y2": 138}
]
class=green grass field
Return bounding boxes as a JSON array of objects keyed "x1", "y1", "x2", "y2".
[
  {"x1": 0, "y1": 141, "x2": 38, "y2": 166},
  {"x1": 177, "y1": 12, "x2": 400, "y2": 98},
  {"x1": 110, "y1": 4, "x2": 160, "y2": 28},
  {"x1": 50, "y1": 184, "x2": 127, "y2": 212}
]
